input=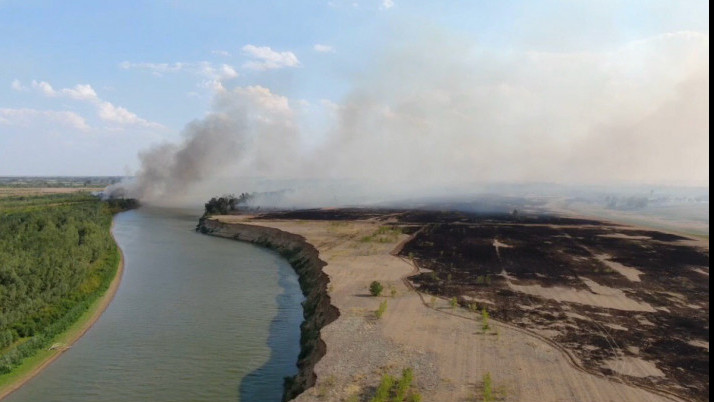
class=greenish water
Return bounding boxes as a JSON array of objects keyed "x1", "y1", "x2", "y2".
[{"x1": 5, "y1": 207, "x2": 304, "y2": 402}]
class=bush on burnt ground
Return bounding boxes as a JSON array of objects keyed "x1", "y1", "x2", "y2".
[{"x1": 203, "y1": 193, "x2": 254, "y2": 216}]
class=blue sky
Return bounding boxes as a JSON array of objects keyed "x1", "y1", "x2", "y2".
[{"x1": 0, "y1": 1, "x2": 709, "y2": 182}]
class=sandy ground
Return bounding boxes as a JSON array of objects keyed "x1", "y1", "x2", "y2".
[
  {"x1": 0, "y1": 224, "x2": 125, "y2": 400},
  {"x1": 216, "y1": 216, "x2": 677, "y2": 402}
]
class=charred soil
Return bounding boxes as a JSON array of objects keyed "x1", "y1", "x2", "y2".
[{"x1": 261, "y1": 208, "x2": 709, "y2": 401}]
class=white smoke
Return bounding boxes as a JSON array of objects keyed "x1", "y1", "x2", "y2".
[{"x1": 107, "y1": 27, "x2": 709, "y2": 207}]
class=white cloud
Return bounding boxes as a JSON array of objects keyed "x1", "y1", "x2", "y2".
[
  {"x1": 61, "y1": 84, "x2": 99, "y2": 101},
  {"x1": 199, "y1": 79, "x2": 227, "y2": 93},
  {"x1": 241, "y1": 45, "x2": 300, "y2": 70},
  {"x1": 28, "y1": 80, "x2": 163, "y2": 129},
  {"x1": 232, "y1": 85, "x2": 293, "y2": 115},
  {"x1": 380, "y1": 0, "x2": 394, "y2": 10},
  {"x1": 215, "y1": 63, "x2": 239, "y2": 79},
  {"x1": 120, "y1": 61, "x2": 239, "y2": 80},
  {"x1": 313, "y1": 44, "x2": 335, "y2": 53},
  {"x1": 119, "y1": 61, "x2": 179, "y2": 75},
  {"x1": 0, "y1": 108, "x2": 90, "y2": 131},
  {"x1": 29, "y1": 81, "x2": 99, "y2": 101},
  {"x1": 97, "y1": 101, "x2": 161, "y2": 128},
  {"x1": 31, "y1": 80, "x2": 57, "y2": 96},
  {"x1": 320, "y1": 99, "x2": 341, "y2": 112},
  {"x1": 11, "y1": 79, "x2": 27, "y2": 91}
]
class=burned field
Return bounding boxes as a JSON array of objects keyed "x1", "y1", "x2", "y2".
[
  {"x1": 396, "y1": 211, "x2": 709, "y2": 401},
  {"x1": 258, "y1": 208, "x2": 710, "y2": 401}
]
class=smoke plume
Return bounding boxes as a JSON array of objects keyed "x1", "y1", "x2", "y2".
[{"x1": 107, "y1": 27, "x2": 709, "y2": 207}]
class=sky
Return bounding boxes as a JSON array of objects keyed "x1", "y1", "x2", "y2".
[{"x1": 0, "y1": 1, "x2": 709, "y2": 190}]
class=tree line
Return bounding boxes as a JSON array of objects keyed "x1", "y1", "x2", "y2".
[{"x1": 0, "y1": 193, "x2": 129, "y2": 374}]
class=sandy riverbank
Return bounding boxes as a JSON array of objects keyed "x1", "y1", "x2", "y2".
[
  {"x1": 212, "y1": 215, "x2": 681, "y2": 402},
  {"x1": 0, "y1": 222, "x2": 125, "y2": 400}
]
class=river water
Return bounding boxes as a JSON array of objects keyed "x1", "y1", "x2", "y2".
[{"x1": 5, "y1": 207, "x2": 304, "y2": 402}]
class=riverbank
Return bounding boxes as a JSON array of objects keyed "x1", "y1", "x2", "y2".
[
  {"x1": 197, "y1": 217, "x2": 339, "y2": 400},
  {"x1": 0, "y1": 221, "x2": 125, "y2": 400},
  {"x1": 203, "y1": 214, "x2": 684, "y2": 401}
]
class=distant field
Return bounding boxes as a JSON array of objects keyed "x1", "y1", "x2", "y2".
[
  {"x1": 0, "y1": 176, "x2": 123, "y2": 199},
  {"x1": 0, "y1": 187, "x2": 103, "y2": 198},
  {"x1": 0, "y1": 176, "x2": 122, "y2": 190}
]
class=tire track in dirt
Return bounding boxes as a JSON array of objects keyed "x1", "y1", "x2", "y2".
[{"x1": 392, "y1": 232, "x2": 686, "y2": 402}]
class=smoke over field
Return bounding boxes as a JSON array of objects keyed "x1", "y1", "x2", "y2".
[{"x1": 106, "y1": 27, "x2": 709, "y2": 207}]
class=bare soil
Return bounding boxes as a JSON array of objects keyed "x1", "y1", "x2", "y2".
[{"x1": 223, "y1": 208, "x2": 708, "y2": 401}]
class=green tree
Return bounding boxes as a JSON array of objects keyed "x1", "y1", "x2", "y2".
[{"x1": 370, "y1": 281, "x2": 384, "y2": 296}]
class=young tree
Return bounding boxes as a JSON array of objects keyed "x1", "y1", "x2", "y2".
[{"x1": 369, "y1": 281, "x2": 384, "y2": 296}]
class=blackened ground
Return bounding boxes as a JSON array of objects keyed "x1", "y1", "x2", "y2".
[
  {"x1": 253, "y1": 208, "x2": 709, "y2": 401},
  {"x1": 397, "y1": 211, "x2": 709, "y2": 402},
  {"x1": 256, "y1": 208, "x2": 402, "y2": 221}
]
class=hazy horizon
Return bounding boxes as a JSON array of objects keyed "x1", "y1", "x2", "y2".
[{"x1": 1, "y1": 1, "x2": 709, "y2": 204}]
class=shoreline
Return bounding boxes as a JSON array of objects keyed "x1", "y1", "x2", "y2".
[
  {"x1": 0, "y1": 218, "x2": 126, "y2": 400},
  {"x1": 197, "y1": 217, "x2": 339, "y2": 401}
]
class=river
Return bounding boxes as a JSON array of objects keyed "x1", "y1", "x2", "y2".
[{"x1": 5, "y1": 207, "x2": 304, "y2": 402}]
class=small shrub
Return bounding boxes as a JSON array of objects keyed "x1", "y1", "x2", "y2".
[
  {"x1": 370, "y1": 367, "x2": 420, "y2": 402},
  {"x1": 393, "y1": 367, "x2": 414, "y2": 400},
  {"x1": 370, "y1": 281, "x2": 384, "y2": 296},
  {"x1": 476, "y1": 274, "x2": 492, "y2": 286},
  {"x1": 375, "y1": 300, "x2": 388, "y2": 319},
  {"x1": 390, "y1": 286, "x2": 397, "y2": 298},
  {"x1": 450, "y1": 297, "x2": 458, "y2": 309},
  {"x1": 371, "y1": 373, "x2": 395, "y2": 402},
  {"x1": 483, "y1": 372, "x2": 493, "y2": 402},
  {"x1": 482, "y1": 307, "x2": 490, "y2": 332}
]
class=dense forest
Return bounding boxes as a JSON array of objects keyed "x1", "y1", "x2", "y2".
[{"x1": 0, "y1": 193, "x2": 128, "y2": 373}]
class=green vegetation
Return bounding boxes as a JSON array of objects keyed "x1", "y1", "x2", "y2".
[
  {"x1": 315, "y1": 375, "x2": 337, "y2": 398},
  {"x1": 0, "y1": 192, "x2": 97, "y2": 210},
  {"x1": 371, "y1": 368, "x2": 422, "y2": 402},
  {"x1": 0, "y1": 192, "x2": 126, "y2": 374},
  {"x1": 370, "y1": 281, "x2": 384, "y2": 296},
  {"x1": 468, "y1": 371, "x2": 504, "y2": 402},
  {"x1": 476, "y1": 274, "x2": 491, "y2": 285},
  {"x1": 482, "y1": 372, "x2": 493, "y2": 402},
  {"x1": 372, "y1": 373, "x2": 395, "y2": 401},
  {"x1": 481, "y1": 307, "x2": 490, "y2": 332},
  {"x1": 375, "y1": 300, "x2": 388, "y2": 319},
  {"x1": 0, "y1": 176, "x2": 120, "y2": 189},
  {"x1": 360, "y1": 226, "x2": 402, "y2": 243},
  {"x1": 390, "y1": 285, "x2": 397, "y2": 298}
]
